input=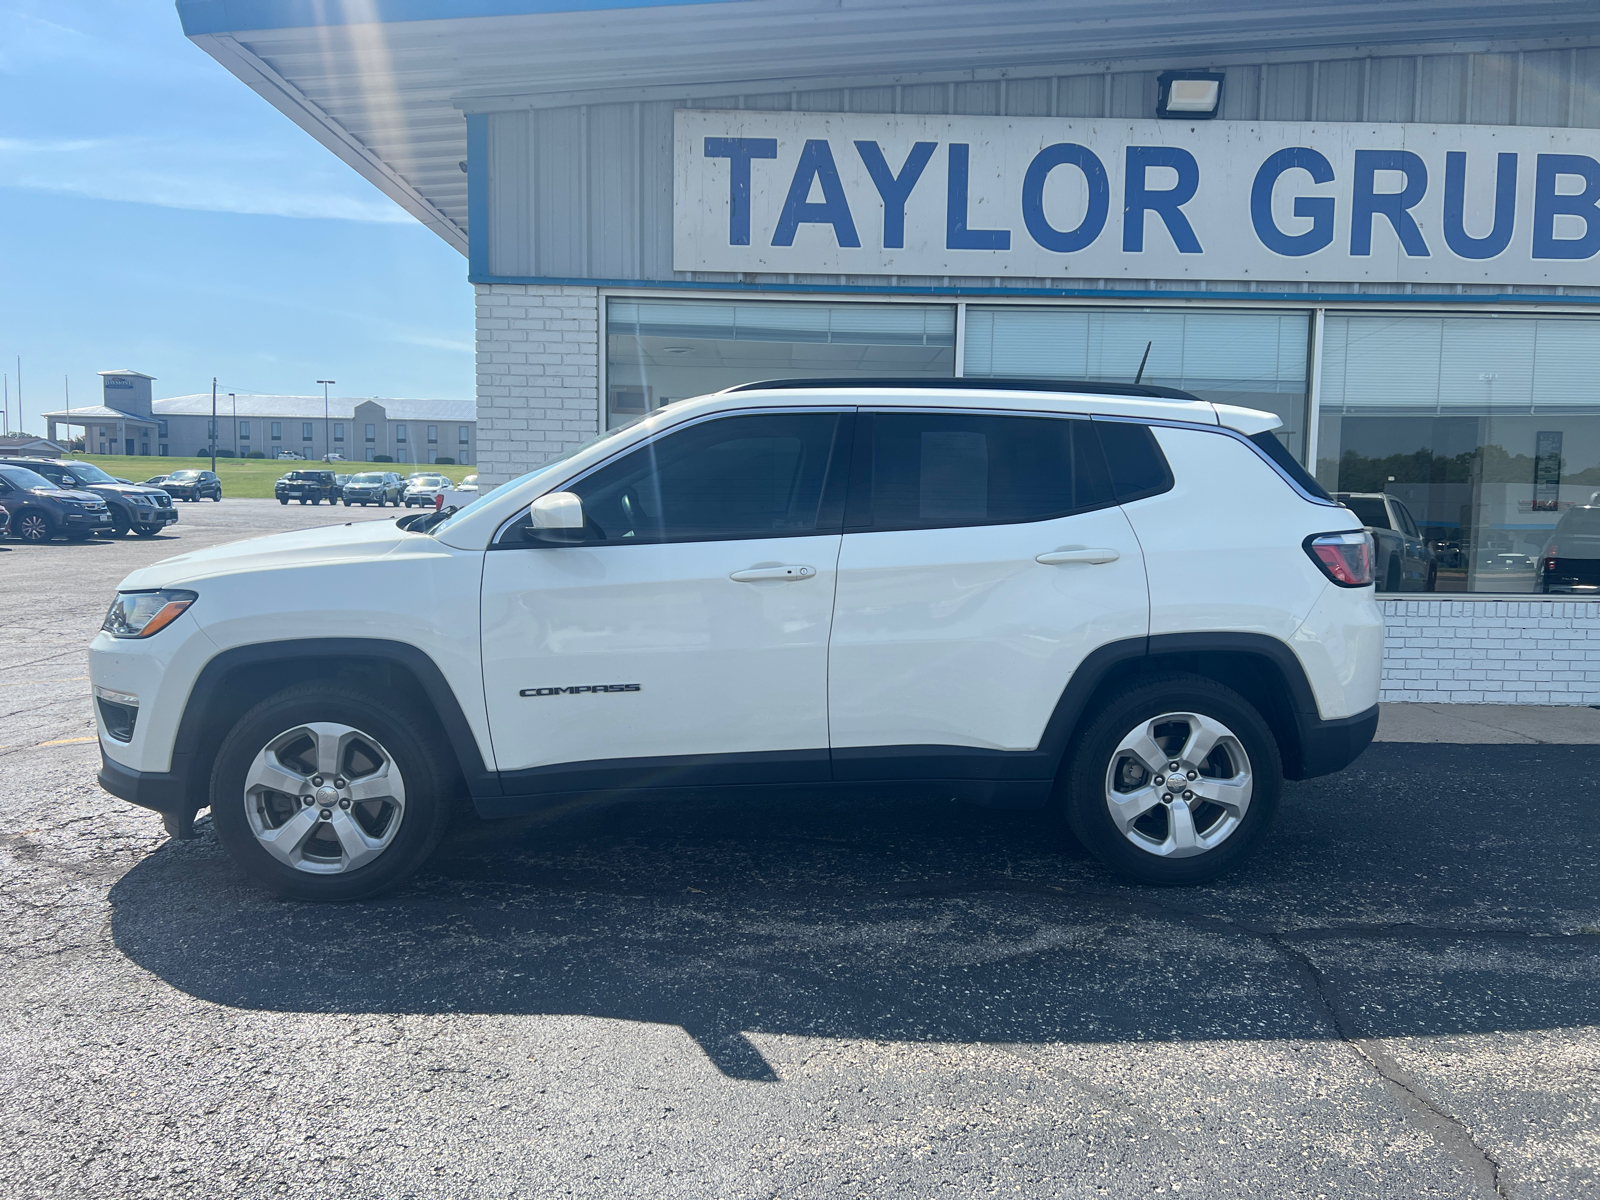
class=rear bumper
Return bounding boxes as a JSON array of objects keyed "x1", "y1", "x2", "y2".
[{"x1": 1289, "y1": 704, "x2": 1379, "y2": 780}]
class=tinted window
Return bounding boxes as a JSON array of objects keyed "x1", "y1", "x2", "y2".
[
  {"x1": 566, "y1": 411, "x2": 845, "y2": 543},
  {"x1": 1096, "y1": 421, "x2": 1175, "y2": 503},
  {"x1": 64, "y1": 462, "x2": 117, "y2": 484},
  {"x1": 847, "y1": 412, "x2": 1111, "y2": 531},
  {"x1": 0, "y1": 465, "x2": 59, "y2": 490},
  {"x1": 1248, "y1": 431, "x2": 1331, "y2": 502},
  {"x1": 1342, "y1": 497, "x2": 1390, "y2": 529},
  {"x1": 1393, "y1": 501, "x2": 1420, "y2": 538},
  {"x1": 1556, "y1": 507, "x2": 1600, "y2": 536},
  {"x1": 169, "y1": 470, "x2": 201, "y2": 480}
]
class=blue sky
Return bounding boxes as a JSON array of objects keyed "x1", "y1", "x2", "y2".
[{"x1": 0, "y1": 0, "x2": 474, "y2": 433}]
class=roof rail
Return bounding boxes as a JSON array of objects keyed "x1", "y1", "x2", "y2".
[{"x1": 721, "y1": 377, "x2": 1204, "y2": 402}]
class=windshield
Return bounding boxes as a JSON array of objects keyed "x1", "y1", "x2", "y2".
[
  {"x1": 0, "y1": 465, "x2": 60, "y2": 491},
  {"x1": 428, "y1": 423, "x2": 636, "y2": 537},
  {"x1": 168, "y1": 470, "x2": 201, "y2": 481},
  {"x1": 1556, "y1": 507, "x2": 1600, "y2": 536},
  {"x1": 349, "y1": 473, "x2": 385, "y2": 483},
  {"x1": 63, "y1": 462, "x2": 117, "y2": 484}
]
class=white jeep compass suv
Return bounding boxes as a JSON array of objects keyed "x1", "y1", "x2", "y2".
[{"x1": 91, "y1": 380, "x2": 1381, "y2": 900}]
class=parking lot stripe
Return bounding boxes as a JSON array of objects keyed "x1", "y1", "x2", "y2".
[{"x1": 36, "y1": 736, "x2": 98, "y2": 747}]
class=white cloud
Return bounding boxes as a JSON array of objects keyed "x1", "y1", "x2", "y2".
[
  {"x1": 0, "y1": 133, "x2": 414, "y2": 224},
  {"x1": 392, "y1": 333, "x2": 475, "y2": 354}
]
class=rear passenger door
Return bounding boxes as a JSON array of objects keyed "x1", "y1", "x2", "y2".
[{"x1": 826, "y1": 410, "x2": 1149, "y2": 777}]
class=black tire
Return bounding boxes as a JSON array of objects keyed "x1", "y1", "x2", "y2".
[
  {"x1": 109, "y1": 512, "x2": 132, "y2": 537},
  {"x1": 13, "y1": 509, "x2": 51, "y2": 542},
  {"x1": 134, "y1": 527, "x2": 159, "y2": 538},
  {"x1": 1062, "y1": 673, "x2": 1282, "y2": 886},
  {"x1": 279, "y1": 499, "x2": 288, "y2": 505},
  {"x1": 212, "y1": 492, "x2": 221, "y2": 502},
  {"x1": 1385, "y1": 557, "x2": 1401, "y2": 593},
  {"x1": 1425, "y1": 563, "x2": 1437, "y2": 592},
  {"x1": 344, "y1": 500, "x2": 351, "y2": 507},
  {"x1": 299, "y1": 498, "x2": 308, "y2": 505},
  {"x1": 210, "y1": 683, "x2": 457, "y2": 900}
]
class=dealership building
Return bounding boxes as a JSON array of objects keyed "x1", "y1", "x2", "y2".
[
  {"x1": 43, "y1": 371, "x2": 476, "y2": 464},
  {"x1": 177, "y1": 0, "x2": 1600, "y2": 703}
]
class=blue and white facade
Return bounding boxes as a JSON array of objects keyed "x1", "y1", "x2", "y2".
[{"x1": 179, "y1": 0, "x2": 1600, "y2": 702}]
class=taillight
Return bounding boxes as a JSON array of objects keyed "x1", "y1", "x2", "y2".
[{"x1": 1305, "y1": 531, "x2": 1374, "y2": 587}]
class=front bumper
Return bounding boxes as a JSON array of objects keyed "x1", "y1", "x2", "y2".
[
  {"x1": 65, "y1": 510, "x2": 113, "y2": 528},
  {"x1": 132, "y1": 507, "x2": 178, "y2": 528},
  {"x1": 97, "y1": 749, "x2": 191, "y2": 816}
]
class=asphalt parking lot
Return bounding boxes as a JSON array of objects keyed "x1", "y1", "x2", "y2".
[{"x1": 2, "y1": 501, "x2": 1597, "y2": 1199}]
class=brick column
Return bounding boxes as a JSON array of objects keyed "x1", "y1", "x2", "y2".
[{"x1": 474, "y1": 283, "x2": 600, "y2": 489}]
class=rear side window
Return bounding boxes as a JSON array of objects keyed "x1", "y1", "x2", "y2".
[
  {"x1": 1093, "y1": 421, "x2": 1175, "y2": 503},
  {"x1": 1342, "y1": 497, "x2": 1390, "y2": 530},
  {"x1": 846, "y1": 412, "x2": 1113, "y2": 531},
  {"x1": 1248, "y1": 431, "x2": 1332, "y2": 502}
]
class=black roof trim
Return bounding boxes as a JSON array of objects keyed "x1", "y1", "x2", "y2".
[{"x1": 721, "y1": 377, "x2": 1204, "y2": 402}]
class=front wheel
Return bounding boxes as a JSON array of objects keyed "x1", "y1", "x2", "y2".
[
  {"x1": 279, "y1": 499, "x2": 289, "y2": 505},
  {"x1": 1062, "y1": 674, "x2": 1281, "y2": 885},
  {"x1": 212, "y1": 492, "x2": 221, "y2": 502},
  {"x1": 13, "y1": 510, "x2": 51, "y2": 542},
  {"x1": 134, "y1": 527, "x2": 159, "y2": 538},
  {"x1": 209, "y1": 683, "x2": 456, "y2": 900}
]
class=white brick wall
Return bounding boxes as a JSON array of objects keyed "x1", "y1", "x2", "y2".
[
  {"x1": 1379, "y1": 598, "x2": 1600, "y2": 705},
  {"x1": 474, "y1": 282, "x2": 600, "y2": 488}
]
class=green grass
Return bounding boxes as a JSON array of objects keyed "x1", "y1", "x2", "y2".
[{"x1": 63, "y1": 455, "x2": 478, "y2": 501}]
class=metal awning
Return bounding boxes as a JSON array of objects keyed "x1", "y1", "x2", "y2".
[{"x1": 177, "y1": 0, "x2": 1600, "y2": 255}]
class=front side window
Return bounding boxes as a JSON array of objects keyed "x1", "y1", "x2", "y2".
[
  {"x1": 560, "y1": 411, "x2": 847, "y2": 544},
  {"x1": 846, "y1": 412, "x2": 1113, "y2": 532}
]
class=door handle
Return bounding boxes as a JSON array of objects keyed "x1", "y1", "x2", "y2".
[
  {"x1": 729, "y1": 564, "x2": 817, "y2": 582},
  {"x1": 1035, "y1": 547, "x2": 1121, "y2": 566}
]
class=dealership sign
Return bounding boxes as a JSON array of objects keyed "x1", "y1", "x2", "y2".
[{"x1": 674, "y1": 110, "x2": 1600, "y2": 286}]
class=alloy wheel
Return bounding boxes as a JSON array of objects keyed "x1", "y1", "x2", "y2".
[
  {"x1": 16, "y1": 512, "x2": 49, "y2": 542},
  {"x1": 1104, "y1": 712, "x2": 1253, "y2": 858},
  {"x1": 242, "y1": 721, "x2": 406, "y2": 874}
]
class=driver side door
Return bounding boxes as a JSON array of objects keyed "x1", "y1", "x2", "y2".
[{"x1": 479, "y1": 408, "x2": 852, "y2": 794}]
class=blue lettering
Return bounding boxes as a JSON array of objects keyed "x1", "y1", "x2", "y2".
[
  {"x1": 1250, "y1": 147, "x2": 1335, "y2": 257},
  {"x1": 1021, "y1": 144, "x2": 1108, "y2": 253},
  {"x1": 772, "y1": 139, "x2": 861, "y2": 248},
  {"x1": 855, "y1": 140, "x2": 936, "y2": 249},
  {"x1": 945, "y1": 143, "x2": 1010, "y2": 251},
  {"x1": 703, "y1": 137, "x2": 777, "y2": 246},
  {"x1": 1532, "y1": 153, "x2": 1600, "y2": 260},
  {"x1": 1443, "y1": 152, "x2": 1517, "y2": 260},
  {"x1": 1350, "y1": 150, "x2": 1429, "y2": 257},
  {"x1": 1122, "y1": 146, "x2": 1202, "y2": 253}
]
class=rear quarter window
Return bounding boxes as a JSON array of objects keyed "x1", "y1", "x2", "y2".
[
  {"x1": 1093, "y1": 421, "x2": 1174, "y2": 503},
  {"x1": 1247, "y1": 432, "x2": 1332, "y2": 502}
]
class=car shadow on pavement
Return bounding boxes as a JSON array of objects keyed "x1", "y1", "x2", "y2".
[{"x1": 109, "y1": 743, "x2": 1600, "y2": 1081}]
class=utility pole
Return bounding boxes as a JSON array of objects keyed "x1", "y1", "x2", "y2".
[
  {"x1": 16, "y1": 356, "x2": 21, "y2": 436},
  {"x1": 317, "y1": 380, "x2": 335, "y2": 461},
  {"x1": 230, "y1": 393, "x2": 237, "y2": 458},
  {"x1": 210, "y1": 378, "x2": 218, "y2": 472}
]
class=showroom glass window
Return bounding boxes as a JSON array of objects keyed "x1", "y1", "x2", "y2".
[
  {"x1": 1318, "y1": 313, "x2": 1600, "y2": 594},
  {"x1": 964, "y1": 307, "x2": 1312, "y2": 462},
  {"x1": 605, "y1": 299, "x2": 955, "y2": 429}
]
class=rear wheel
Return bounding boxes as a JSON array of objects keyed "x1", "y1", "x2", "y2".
[
  {"x1": 1063, "y1": 673, "x2": 1281, "y2": 885},
  {"x1": 210, "y1": 683, "x2": 456, "y2": 900}
]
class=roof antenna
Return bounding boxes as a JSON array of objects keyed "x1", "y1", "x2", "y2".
[{"x1": 1134, "y1": 340, "x2": 1152, "y2": 385}]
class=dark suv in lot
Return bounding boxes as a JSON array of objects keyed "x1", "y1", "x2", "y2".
[
  {"x1": 0, "y1": 464, "x2": 113, "y2": 541},
  {"x1": 160, "y1": 469, "x2": 223, "y2": 502},
  {"x1": 0, "y1": 457, "x2": 177, "y2": 538},
  {"x1": 275, "y1": 470, "x2": 340, "y2": 505}
]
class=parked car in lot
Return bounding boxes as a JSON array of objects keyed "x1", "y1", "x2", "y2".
[
  {"x1": 0, "y1": 457, "x2": 178, "y2": 538},
  {"x1": 0, "y1": 463, "x2": 113, "y2": 541},
  {"x1": 457, "y1": 474, "x2": 479, "y2": 493},
  {"x1": 91, "y1": 379, "x2": 1382, "y2": 901},
  {"x1": 402, "y1": 473, "x2": 451, "y2": 507},
  {"x1": 142, "y1": 475, "x2": 171, "y2": 489},
  {"x1": 274, "y1": 469, "x2": 340, "y2": 505},
  {"x1": 1538, "y1": 505, "x2": 1600, "y2": 593},
  {"x1": 160, "y1": 469, "x2": 223, "y2": 502},
  {"x1": 340, "y1": 470, "x2": 404, "y2": 506},
  {"x1": 275, "y1": 450, "x2": 303, "y2": 461},
  {"x1": 1331, "y1": 491, "x2": 1435, "y2": 591}
]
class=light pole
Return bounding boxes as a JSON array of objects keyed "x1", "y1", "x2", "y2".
[
  {"x1": 317, "y1": 380, "x2": 335, "y2": 461},
  {"x1": 230, "y1": 394, "x2": 237, "y2": 458},
  {"x1": 210, "y1": 378, "x2": 218, "y2": 472}
]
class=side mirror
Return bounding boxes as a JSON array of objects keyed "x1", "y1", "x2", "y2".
[{"x1": 520, "y1": 491, "x2": 587, "y2": 545}]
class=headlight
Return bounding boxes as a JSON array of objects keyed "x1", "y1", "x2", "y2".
[{"x1": 102, "y1": 589, "x2": 198, "y2": 639}]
